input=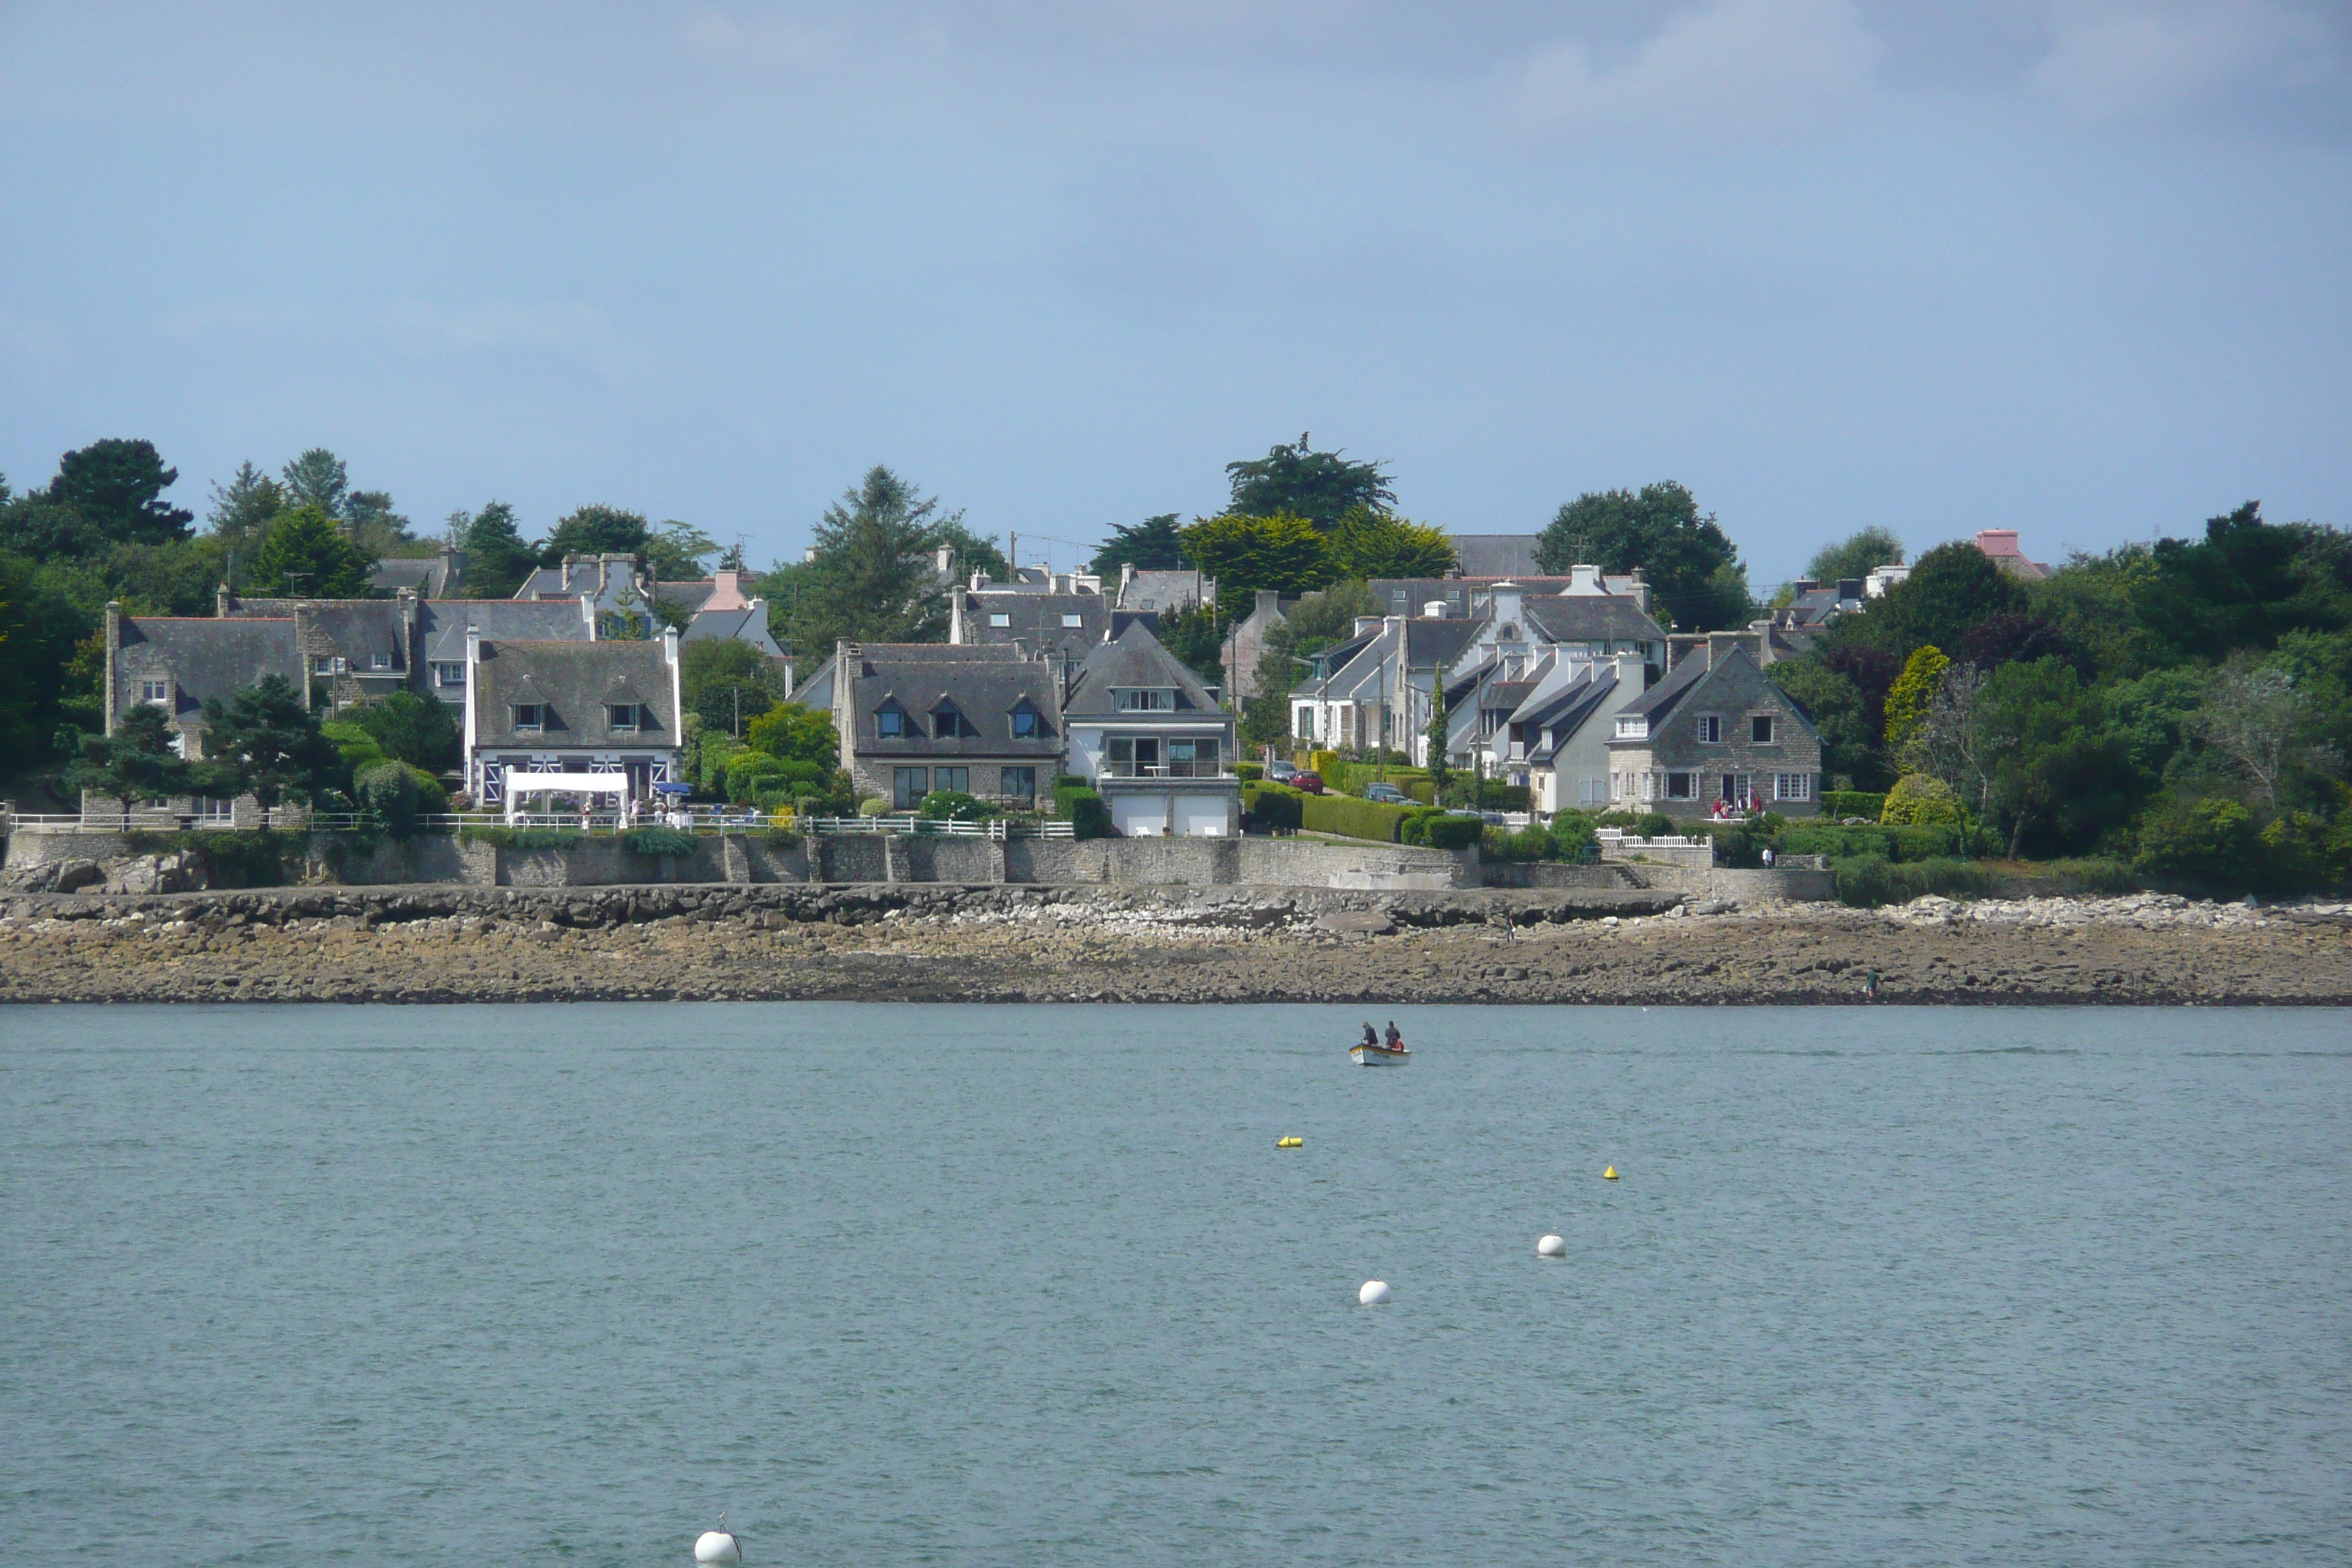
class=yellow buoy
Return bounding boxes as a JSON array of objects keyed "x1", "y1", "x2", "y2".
[
  {"x1": 1276, "y1": 1136, "x2": 1303, "y2": 1148},
  {"x1": 1603, "y1": 1166, "x2": 1618, "y2": 1180}
]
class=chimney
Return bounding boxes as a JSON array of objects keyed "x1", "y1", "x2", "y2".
[
  {"x1": 103, "y1": 601, "x2": 122, "y2": 734},
  {"x1": 1567, "y1": 563, "x2": 1604, "y2": 595},
  {"x1": 1490, "y1": 578, "x2": 1525, "y2": 627},
  {"x1": 1255, "y1": 589, "x2": 1279, "y2": 618},
  {"x1": 1120, "y1": 562, "x2": 1135, "y2": 600},
  {"x1": 1422, "y1": 600, "x2": 1449, "y2": 619},
  {"x1": 216, "y1": 583, "x2": 232, "y2": 618},
  {"x1": 935, "y1": 544, "x2": 955, "y2": 578}
]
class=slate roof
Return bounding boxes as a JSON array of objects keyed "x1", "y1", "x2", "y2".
[
  {"x1": 115, "y1": 617, "x2": 302, "y2": 723},
  {"x1": 1520, "y1": 594, "x2": 1666, "y2": 646},
  {"x1": 367, "y1": 552, "x2": 461, "y2": 597},
  {"x1": 218, "y1": 597, "x2": 413, "y2": 670},
  {"x1": 471, "y1": 639, "x2": 677, "y2": 750},
  {"x1": 682, "y1": 605, "x2": 785, "y2": 657},
  {"x1": 418, "y1": 600, "x2": 595, "y2": 668},
  {"x1": 1616, "y1": 648, "x2": 1711, "y2": 721},
  {"x1": 1400, "y1": 616, "x2": 1480, "y2": 671},
  {"x1": 845, "y1": 644, "x2": 1064, "y2": 758},
  {"x1": 958, "y1": 590, "x2": 1114, "y2": 660},
  {"x1": 1522, "y1": 668, "x2": 1624, "y2": 763},
  {"x1": 653, "y1": 579, "x2": 719, "y2": 614},
  {"x1": 1449, "y1": 535, "x2": 1543, "y2": 576},
  {"x1": 1063, "y1": 620, "x2": 1224, "y2": 720},
  {"x1": 1115, "y1": 569, "x2": 1209, "y2": 614}
]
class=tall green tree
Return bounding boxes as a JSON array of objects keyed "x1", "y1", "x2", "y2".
[
  {"x1": 2134, "y1": 502, "x2": 2352, "y2": 657},
  {"x1": 681, "y1": 637, "x2": 786, "y2": 735},
  {"x1": 927, "y1": 517, "x2": 1009, "y2": 581},
  {"x1": 246, "y1": 504, "x2": 373, "y2": 598},
  {"x1": 1153, "y1": 602, "x2": 1226, "y2": 686},
  {"x1": 644, "y1": 519, "x2": 722, "y2": 581},
  {"x1": 1534, "y1": 481, "x2": 1748, "y2": 630},
  {"x1": 348, "y1": 690, "x2": 459, "y2": 771},
  {"x1": 1806, "y1": 526, "x2": 1904, "y2": 585},
  {"x1": 1327, "y1": 506, "x2": 1457, "y2": 580},
  {"x1": 64, "y1": 704, "x2": 194, "y2": 807},
  {"x1": 1226, "y1": 437, "x2": 1395, "y2": 527},
  {"x1": 50, "y1": 440, "x2": 194, "y2": 546},
  {"x1": 199, "y1": 674, "x2": 345, "y2": 813},
  {"x1": 1178, "y1": 513, "x2": 1333, "y2": 599},
  {"x1": 538, "y1": 505, "x2": 652, "y2": 564},
  {"x1": 452, "y1": 502, "x2": 537, "y2": 598},
  {"x1": 206, "y1": 461, "x2": 288, "y2": 568},
  {"x1": 1861, "y1": 540, "x2": 2027, "y2": 655},
  {"x1": 280, "y1": 448, "x2": 350, "y2": 519},
  {"x1": 342, "y1": 489, "x2": 416, "y2": 558},
  {"x1": 1091, "y1": 513, "x2": 1185, "y2": 574},
  {"x1": 781, "y1": 467, "x2": 954, "y2": 654}
]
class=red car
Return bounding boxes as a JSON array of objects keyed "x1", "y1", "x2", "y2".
[{"x1": 1291, "y1": 770, "x2": 1325, "y2": 794}]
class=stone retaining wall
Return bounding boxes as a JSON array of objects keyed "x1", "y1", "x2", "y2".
[{"x1": 1619, "y1": 864, "x2": 1839, "y2": 902}]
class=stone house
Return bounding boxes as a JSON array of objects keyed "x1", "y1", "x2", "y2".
[
  {"x1": 462, "y1": 629, "x2": 684, "y2": 809},
  {"x1": 216, "y1": 589, "x2": 422, "y2": 712},
  {"x1": 949, "y1": 566, "x2": 1117, "y2": 663},
  {"x1": 1218, "y1": 590, "x2": 1289, "y2": 704},
  {"x1": 1603, "y1": 637, "x2": 1823, "y2": 815},
  {"x1": 1063, "y1": 619, "x2": 1239, "y2": 837},
  {"x1": 798, "y1": 641, "x2": 1066, "y2": 811}
]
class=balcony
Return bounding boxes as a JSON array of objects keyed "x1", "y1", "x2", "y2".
[{"x1": 1096, "y1": 759, "x2": 1236, "y2": 780}]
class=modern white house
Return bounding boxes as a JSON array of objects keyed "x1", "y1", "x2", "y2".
[{"x1": 1063, "y1": 619, "x2": 1239, "y2": 837}]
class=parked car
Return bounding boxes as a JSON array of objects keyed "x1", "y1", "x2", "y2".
[
  {"x1": 1265, "y1": 758, "x2": 1299, "y2": 782},
  {"x1": 1291, "y1": 770, "x2": 1325, "y2": 794},
  {"x1": 1360, "y1": 782, "x2": 1410, "y2": 805}
]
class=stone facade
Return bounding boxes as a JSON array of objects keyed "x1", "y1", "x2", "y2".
[{"x1": 1605, "y1": 641, "x2": 1822, "y2": 816}]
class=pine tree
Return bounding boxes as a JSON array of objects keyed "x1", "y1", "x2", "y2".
[{"x1": 246, "y1": 504, "x2": 372, "y2": 598}]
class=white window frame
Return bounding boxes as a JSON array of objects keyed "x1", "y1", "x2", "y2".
[
  {"x1": 372, "y1": 652, "x2": 393, "y2": 671},
  {"x1": 1060, "y1": 612, "x2": 1085, "y2": 629},
  {"x1": 1616, "y1": 715, "x2": 1646, "y2": 739},
  {"x1": 1115, "y1": 688, "x2": 1175, "y2": 712},
  {"x1": 988, "y1": 613, "x2": 1011, "y2": 628},
  {"x1": 1774, "y1": 772, "x2": 1812, "y2": 801},
  {"x1": 432, "y1": 662, "x2": 465, "y2": 688},
  {"x1": 1665, "y1": 770, "x2": 1697, "y2": 800},
  {"x1": 513, "y1": 703, "x2": 543, "y2": 732},
  {"x1": 1696, "y1": 714, "x2": 1723, "y2": 745},
  {"x1": 140, "y1": 679, "x2": 170, "y2": 705},
  {"x1": 608, "y1": 703, "x2": 640, "y2": 734}
]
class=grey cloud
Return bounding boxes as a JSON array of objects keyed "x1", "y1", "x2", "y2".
[{"x1": 2031, "y1": 1, "x2": 2336, "y2": 119}]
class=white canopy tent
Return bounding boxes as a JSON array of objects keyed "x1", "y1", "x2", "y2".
[{"x1": 502, "y1": 770, "x2": 633, "y2": 824}]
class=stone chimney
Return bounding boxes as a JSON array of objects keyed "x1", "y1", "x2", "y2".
[
  {"x1": 1566, "y1": 563, "x2": 1605, "y2": 595},
  {"x1": 706, "y1": 570, "x2": 750, "y2": 612},
  {"x1": 216, "y1": 583, "x2": 233, "y2": 618}
]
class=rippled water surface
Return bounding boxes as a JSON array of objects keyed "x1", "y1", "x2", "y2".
[{"x1": 4, "y1": 1003, "x2": 2348, "y2": 1566}]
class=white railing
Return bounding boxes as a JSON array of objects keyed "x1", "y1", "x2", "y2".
[
  {"x1": 799, "y1": 815, "x2": 1074, "y2": 839},
  {"x1": 1096, "y1": 763, "x2": 1237, "y2": 780}
]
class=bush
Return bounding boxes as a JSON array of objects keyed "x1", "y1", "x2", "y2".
[
  {"x1": 1820, "y1": 789, "x2": 1887, "y2": 822},
  {"x1": 2133, "y1": 796, "x2": 2259, "y2": 889},
  {"x1": 1235, "y1": 761, "x2": 1264, "y2": 783},
  {"x1": 1419, "y1": 814, "x2": 1484, "y2": 851},
  {"x1": 857, "y1": 797, "x2": 891, "y2": 817},
  {"x1": 1880, "y1": 774, "x2": 1962, "y2": 827},
  {"x1": 621, "y1": 825, "x2": 698, "y2": 857},
  {"x1": 1244, "y1": 782, "x2": 1304, "y2": 832},
  {"x1": 459, "y1": 825, "x2": 581, "y2": 851},
  {"x1": 1550, "y1": 809, "x2": 1600, "y2": 859},
  {"x1": 1833, "y1": 854, "x2": 1992, "y2": 907},
  {"x1": 1483, "y1": 825, "x2": 1559, "y2": 862},
  {"x1": 1053, "y1": 780, "x2": 1113, "y2": 837},
  {"x1": 355, "y1": 760, "x2": 446, "y2": 839},
  {"x1": 916, "y1": 789, "x2": 996, "y2": 823},
  {"x1": 1309, "y1": 749, "x2": 1340, "y2": 780},
  {"x1": 2050, "y1": 856, "x2": 2138, "y2": 894},
  {"x1": 1300, "y1": 791, "x2": 1419, "y2": 843}
]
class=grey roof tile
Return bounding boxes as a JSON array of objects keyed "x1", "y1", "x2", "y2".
[{"x1": 472, "y1": 639, "x2": 677, "y2": 750}]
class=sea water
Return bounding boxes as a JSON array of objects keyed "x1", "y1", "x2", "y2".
[{"x1": 3, "y1": 1003, "x2": 2347, "y2": 1566}]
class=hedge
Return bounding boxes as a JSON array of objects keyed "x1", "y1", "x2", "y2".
[
  {"x1": 1833, "y1": 854, "x2": 1992, "y2": 907},
  {"x1": 1417, "y1": 814, "x2": 1483, "y2": 851},
  {"x1": 1820, "y1": 790, "x2": 1886, "y2": 821},
  {"x1": 1243, "y1": 782, "x2": 1303, "y2": 832},
  {"x1": 1235, "y1": 762, "x2": 1264, "y2": 783},
  {"x1": 1053, "y1": 781, "x2": 1113, "y2": 838},
  {"x1": 1300, "y1": 791, "x2": 1418, "y2": 843},
  {"x1": 620, "y1": 825, "x2": 698, "y2": 857}
]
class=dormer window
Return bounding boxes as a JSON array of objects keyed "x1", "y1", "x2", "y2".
[
  {"x1": 140, "y1": 679, "x2": 170, "y2": 706},
  {"x1": 1115, "y1": 688, "x2": 1174, "y2": 712},
  {"x1": 372, "y1": 652, "x2": 393, "y2": 671},
  {"x1": 513, "y1": 704, "x2": 544, "y2": 732},
  {"x1": 932, "y1": 701, "x2": 976, "y2": 739},
  {"x1": 1010, "y1": 703, "x2": 1041, "y2": 739},
  {"x1": 875, "y1": 701, "x2": 911, "y2": 738},
  {"x1": 608, "y1": 703, "x2": 641, "y2": 733},
  {"x1": 1060, "y1": 612, "x2": 1084, "y2": 628},
  {"x1": 1616, "y1": 715, "x2": 1647, "y2": 739},
  {"x1": 989, "y1": 613, "x2": 1011, "y2": 628}
]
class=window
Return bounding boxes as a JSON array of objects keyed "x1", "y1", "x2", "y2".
[
  {"x1": 1115, "y1": 688, "x2": 1174, "y2": 712},
  {"x1": 875, "y1": 702, "x2": 909, "y2": 738},
  {"x1": 1696, "y1": 715, "x2": 1723, "y2": 744},
  {"x1": 431, "y1": 662, "x2": 464, "y2": 688},
  {"x1": 140, "y1": 679, "x2": 170, "y2": 705},
  {"x1": 1774, "y1": 772, "x2": 1812, "y2": 801},
  {"x1": 1751, "y1": 715, "x2": 1776, "y2": 744},
  {"x1": 1580, "y1": 777, "x2": 1606, "y2": 804},
  {"x1": 932, "y1": 702, "x2": 973, "y2": 739},
  {"x1": 1010, "y1": 704, "x2": 1041, "y2": 739},
  {"x1": 372, "y1": 652, "x2": 393, "y2": 671},
  {"x1": 1616, "y1": 715, "x2": 1646, "y2": 739},
  {"x1": 1722, "y1": 772, "x2": 1753, "y2": 805},
  {"x1": 608, "y1": 703, "x2": 641, "y2": 733},
  {"x1": 1295, "y1": 706, "x2": 1316, "y2": 740},
  {"x1": 1665, "y1": 771, "x2": 1696, "y2": 800},
  {"x1": 988, "y1": 613, "x2": 1011, "y2": 628},
  {"x1": 1000, "y1": 766, "x2": 1036, "y2": 804},
  {"x1": 513, "y1": 704, "x2": 543, "y2": 731},
  {"x1": 195, "y1": 796, "x2": 233, "y2": 824},
  {"x1": 1061, "y1": 612, "x2": 1084, "y2": 628},
  {"x1": 892, "y1": 767, "x2": 929, "y2": 809},
  {"x1": 312, "y1": 655, "x2": 343, "y2": 676},
  {"x1": 932, "y1": 766, "x2": 968, "y2": 794}
]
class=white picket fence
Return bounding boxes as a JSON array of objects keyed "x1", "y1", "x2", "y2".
[{"x1": 799, "y1": 815, "x2": 1074, "y2": 839}]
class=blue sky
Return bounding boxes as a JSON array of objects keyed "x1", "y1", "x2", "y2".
[{"x1": 1, "y1": 1, "x2": 2345, "y2": 584}]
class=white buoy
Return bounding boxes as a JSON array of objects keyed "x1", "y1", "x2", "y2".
[
  {"x1": 1537, "y1": 1234, "x2": 1566, "y2": 1257},
  {"x1": 1359, "y1": 1279, "x2": 1392, "y2": 1305},
  {"x1": 694, "y1": 1516, "x2": 742, "y2": 1564}
]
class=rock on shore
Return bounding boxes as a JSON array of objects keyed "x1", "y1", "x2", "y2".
[{"x1": 2, "y1": 883, "x2": 2347, "y2": 1006}]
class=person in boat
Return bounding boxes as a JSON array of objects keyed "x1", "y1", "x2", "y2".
[
  {"x1": 1383, "y1": 1020, "x2": 1403, "y2": 1051},
  {"x1": 1360, "y1": 1022, "x2": 1378, "y2": 1049}
]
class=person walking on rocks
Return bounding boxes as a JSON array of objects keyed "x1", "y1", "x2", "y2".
[{"x1": 1863, "y1": 968, "x2": 1880, "y2": 1001}]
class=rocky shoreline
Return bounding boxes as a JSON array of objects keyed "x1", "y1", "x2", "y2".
[{"x1": 3, "y1": 882, "x2": 2348, "y2": 1006}]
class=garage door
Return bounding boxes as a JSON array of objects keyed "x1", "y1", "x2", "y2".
[
  {"x1": 1173, "y1": 795, "x2": 1229, "y2": 837},
  {"x1": 1110, "y1": 794, "x2": 1167, "y2": 837}
]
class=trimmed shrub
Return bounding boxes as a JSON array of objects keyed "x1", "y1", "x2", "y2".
[
  {"x1": 916, "y1": 789, "x2": 995, "y2": 822},
  {"x1": 1483, "y1": 825, "x2": 1560, "y2": 862},
  {"x1": 621, "y1": 825, "x2": 698, "y2": 858},
  {"x1": 1820, "y1": 790, "x2": 1887, "y2": 821},
  {"x1": 1881, "y1": 774, "x2": 1962, "y2": 827},
  {"x1": 1300, "y1": 792, "x2": 1418, "y2": 843},
  {"x1": 1550, "y1": 809, "x2": 1600, "y2": 859},
  {"x1": 857, "y1": 797, "x2": 891, "y2": 816},
  {"x1": 1244, "y1": 783, "x2": 1304, "y2": 832},
  {"x1": 1235, "y1": 762, "x2": 1264, "y2": 783},
  {"x1": 1308, "y1": 749, "x2": 1339, "y2": 780},
  {"x1": 1053, "y1": 780, "x2": 1113, "y2": 837},
  {"x1": 1833, "y1": 854, "x2": 1991, "y2": 907},
  {"x1": 1419, "y1": 813, "x2": 1484, "y2": 851},
  {"x1": 355, "y1": 760, "x2": 447, "y2": 839},
  {"x1": 459, "y1": 825, "x2": 581, "y2": 851}
]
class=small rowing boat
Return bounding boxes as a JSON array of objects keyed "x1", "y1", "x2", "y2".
[{"x1": 1350, "y1": 1041, "x2": 1410, "y2": 1066}]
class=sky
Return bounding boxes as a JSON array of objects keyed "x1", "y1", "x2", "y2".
[{"x1": 1, "y1": 0, "x2": 2347, "y2": 587}]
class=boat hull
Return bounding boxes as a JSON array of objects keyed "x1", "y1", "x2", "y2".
[{"x1": 1350, "y1": 1044, "x2": 1411, "y2": 1066}]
